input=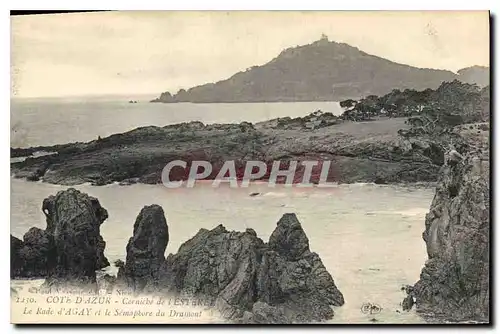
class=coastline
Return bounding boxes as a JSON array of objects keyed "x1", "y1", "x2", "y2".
[{"x1": 10, "y1": 115, "x2": 449, "y2": 187}]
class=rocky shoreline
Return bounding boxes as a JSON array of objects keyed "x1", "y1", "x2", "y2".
[
  {"x1": 11, "y1": 189, "x2": 110, "y2": 278},
  {"x1": 400, "y1": 112, "x2": 490, "y2": 322},
  {"x1": 402, "y1": 152, "x2": 490, "y2": 322},
  {"x1": 10, "y1": 98, "x2": 490, "y2": 323},
  {"x1": 11, "y1": 188, "x2": 344, "y2": 324},
  {"x1": 10, "y1": 123, "x2": 490, "y2": 323},
  {"x1": 10, "y1": 113, "x2": 471, "y2": 187},
  {"x1": 11, "y1": 149, "x2": 490, "y2": 323}
]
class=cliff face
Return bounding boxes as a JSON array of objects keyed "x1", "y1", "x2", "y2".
[
  {"x1": 407, "y1": 152, "x2": 489, "y2": 322},
  {"x1": 152, "y1": 38, "x2": 458, "y2": 103}
]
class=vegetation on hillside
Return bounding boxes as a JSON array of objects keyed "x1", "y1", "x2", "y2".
[
  {"x1": 340, "y1": 80, "x2": 490, "y2": 139},
  {"x1": 151, "y1": 37, "x2": 460, "y2": 103}
]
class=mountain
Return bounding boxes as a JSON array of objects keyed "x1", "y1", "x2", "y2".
[
  {"x1": 151, "y1": 37, "x2": 484, "y2": 103},
  {"x1": 457, "y1": 65, "x2": 490, "y2": 87}
]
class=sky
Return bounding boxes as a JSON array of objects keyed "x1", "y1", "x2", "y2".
[{"x1": 11, "y1": 11, "x2": 490, "y2": 98}]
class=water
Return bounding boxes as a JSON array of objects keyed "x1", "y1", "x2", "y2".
[
  {"x1": 10, "y1": 97, "x2": 434, "y2": 323},
  {"x1": 10, "y1": 96, "x2": 343, "y2": 147},
  {"x1": 11, "y1": 179, "x2": 434, "y2": 324}
]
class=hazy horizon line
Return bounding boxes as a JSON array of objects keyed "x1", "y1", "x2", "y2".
[
  {"x1": 11, "y1": 93, "x2": 160, "y2": 99},
  {"x1": 11, "y1": 33, "x2": 489, "y2": 99}
]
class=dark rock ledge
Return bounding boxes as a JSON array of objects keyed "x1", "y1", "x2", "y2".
[{"x1": 10, "y1": 116, "x2": 452, "y2": 186}]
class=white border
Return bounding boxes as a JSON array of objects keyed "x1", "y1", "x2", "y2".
[{"x1": 2, "y1": 1, "x2": 498, "y2": 333}]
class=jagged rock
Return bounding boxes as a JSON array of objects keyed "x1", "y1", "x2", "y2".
[
  {"x1": 114, "y1": 259, "x2": 125, "y2": 268},
  {"x1": 402, "y1": 295, "x2": 414, "y2": 311},
  {"x1": 41, "y1": 188, "x2": 110, "y2": 287},
  {"x1": 159, "y1": 224, "x2": 263, "y2": 318},
  {"x1": 97, "y1": 273, "x2": 117, "y2": 294},
  {"x1": 11, "y1": 188, "x2": 110, "y2": 287},
  {"x1": 159, "y1": 225, "x2": 263, "y2": 317},
  {"x1": 10, "y1": 235, "x2": 24, "y2": 278},
  {"x1": 11, "y1": 230, "x2": 55, "y2": 278},
  {"x1": 148, "y1": 213, "x2": 343, "y2": 323},
  {"x1": 239, "y1": 121, "x2": 255, "y2": 132},
  {"x1": 120, "y1": 205, "x2": 169, "y2": 292},
  {"x1": 268, "y1": 213, "x2": 310, "y2": 261},
  {"x1": 96, "y1": 235, "x2": 110, "y2": 269},
  {"x1": 18, "y1": 227, "x2": 56, "y2": 277},
  {"x1": 240, "y1": 302, "x2": 288, "y2": 324},
  {"x1": 406, "y1": 155, "x2": 489, "y2": 322},
  {"x1": 257, "y1": 214, "x2": 344, "y2": 322}
]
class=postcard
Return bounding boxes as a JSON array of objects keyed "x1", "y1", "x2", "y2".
[{"x1": 10, "y1": 10, "x2": 490, "y2": 324}]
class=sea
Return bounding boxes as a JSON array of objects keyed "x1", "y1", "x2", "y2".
[{"x1": 10, "y1": 96, "x2": 435, "y2": 324}]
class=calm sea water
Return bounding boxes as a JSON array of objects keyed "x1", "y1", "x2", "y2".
[
  {"x1": 10, "y1": 96, "x2": 343, "y2": 147},
  {"x1": 10, "y1": 97, "x2": 434, "y2": 323}
]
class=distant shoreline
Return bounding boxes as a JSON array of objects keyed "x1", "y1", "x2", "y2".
[{"x1": 12, "y1": 96, "x2": 342, "y2": 104}]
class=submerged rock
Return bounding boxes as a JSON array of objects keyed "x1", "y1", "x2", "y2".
[
  {"x1": 125, "y1": 212, "x2": 345, "y2": 323},
  {"x1": 119, "y1": 205, "x2": 169, "y2": 292},
  {"x1": 405, "y1": 153, "x2": 489, "y2": 322},
  {"x1": 10, "y1": 188, "x2": 110, "y2": 287}
]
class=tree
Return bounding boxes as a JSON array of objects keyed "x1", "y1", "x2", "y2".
[
  {"x1": 341, "y1": 80, "x2": 488, "y2": 124},
  {"x1": 340, "y1": 99, "x2": 357, "y2": 109}
]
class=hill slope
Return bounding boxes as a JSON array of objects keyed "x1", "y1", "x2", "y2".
[
  {"x1": 152, "y1": 37, "x2": 468, "y2": 103},
  {"x1": 457, "y1": 65, "x2": 490, "y2": 87}
]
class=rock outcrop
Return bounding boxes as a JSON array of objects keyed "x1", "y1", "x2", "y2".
[
  {"x1": 97, "y1": 235, "x2": 110, "y2": 269},
  {"x1": 404, "y1": 153, "x2": 489, "y2": 322},
  {"x1": 118, "y1": 205, "x2": 169, "y2": 292},
  {"x1": 257, "y1": 111, "x2": 340, "y2": 130},
  {"x1": 11, "y1": 227, "x2": 57, "y2": 278},
  {"x1": 259, "y1": 214, "x2": 345, "y2": 322},
  {"x1": 10, "y1": 188, "x2": 110, "y2": 285},
  {"x1": 42, "y1": 188, "x2": 109, "y2": 286},
  {"x1": 127, "y1": 213, "x2": 345, "y2": 323},
  {"x1": 11, "y1": 235, "x2": 26, "y2": 278},
  {"x1": 158, "y1": 225, "x2": 265, "y2": 318},
  {"x1": 10, "y1": 116, "x2": 461, "y2": 186}
]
